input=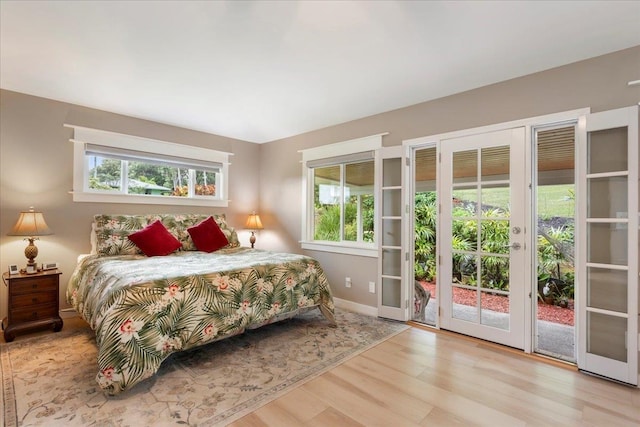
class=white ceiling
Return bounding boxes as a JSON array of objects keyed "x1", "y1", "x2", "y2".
[{"x1": 1, "y1": 1, "x2": 639, "y2": 143}]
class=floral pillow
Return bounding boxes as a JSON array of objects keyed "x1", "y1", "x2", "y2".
[{"x1": 93, "y1": 213, "x2": 240, "y2": 256}]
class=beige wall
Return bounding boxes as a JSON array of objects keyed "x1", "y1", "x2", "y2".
[
  {"x1": 0, "y1": 90, "x2": 261, "y2": 318},
  {"x1": 260, "y1": 46, "x2": 640, "y2": 306},
  {"x1": 1, "y1": 46, "x2": 638, "y2": 318}
]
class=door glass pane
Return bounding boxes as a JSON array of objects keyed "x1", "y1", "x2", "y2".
[
  {"x1": 587, "y1": 267, "x2": 627, "y2": 313},
  {"x1": 588, "y1": 127, "x2": 628, "y2": 174},
  {"x1": 381, "y1": 278, "x2": 401, "y2": 308},
  {"x1": 481, "y1": 290, "x2": 509, "y2": 330},
  {"x1": 453, "y1": 186, "x2": 477, "y2": 217},
  {"x1": 481, "y1": 146, "x2": 509, "y2": 181},
  {"x1": 453, "y1": 150, "x2": 477, "y2": 184},
  {"x1": 383, "y1": 158, "x2": 402, "y2": 186},
  {"x1": 481, "y1": 186, "x2": 510, "y2": 217},
  {"x1": 588, "y1": 177, "x2": 628, "y2": 218},
  {"x1": 481, "y1": 220, "x2": 510, "y2": 255},
  {"x1": 481, "y1": 255, "x2": 510, "y2": 291},
  {"x1": 383, "y1": 188, "x2": 402, "y2": 216},
  {"x1": 453, "y1": 254, "x2": 477, "y2": 286},
  {"x1": 382, "y1": 248, "x2": 401, "y2": 277},
  {"x1": 453, "y1": 252, "x2": 479, "y2": 323},
  {"x1": 452, "y1": 220, "x2": 477, "y2": 252},
  {"x1": 382, "y1": 219, "x2": 401, "y2": 246},
  {"x1": 587, "y1": 223, "x2": 628, "y2": 265},
  {"x1": 452, "y1": 285, "x2": 477, "y2": 322},
  {"x1": 587, "y1": 312, "x2": 627, "y2": 362}
]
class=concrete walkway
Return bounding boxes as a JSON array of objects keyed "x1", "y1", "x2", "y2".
[{"x1": 419, "y1": 298, "x2": 574, "y2": 360}]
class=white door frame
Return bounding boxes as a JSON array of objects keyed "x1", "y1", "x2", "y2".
[{"x1": 403, "y1": 108, "x2": 591, "y2": 355}]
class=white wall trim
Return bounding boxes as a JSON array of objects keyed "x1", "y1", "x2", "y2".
[
  {"x1": 59, "y1": 308, "x2": 78, "y2": 319},
  {"x1": 333, "y1": 297, "x2": 379, "y2": 317},
  {"x1": 301, "y1": 241, "x2": 377, "y2": 257},
  {"x1": 299, "y1": 132, "x2": 387, "y2": 162},
  {"x1": 403, "y1": 108, "x2": 591, "y2": 146},
  {"x1": 65, "y1": 124, "x2": 233, "y2": 163}
]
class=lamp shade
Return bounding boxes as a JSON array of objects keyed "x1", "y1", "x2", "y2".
[
  {"x1": 8, "y1": 208, "x2": 53, "y2": 237},
  {"x1": 245, "y1": 213, "x2": 263, "y2": 230}
]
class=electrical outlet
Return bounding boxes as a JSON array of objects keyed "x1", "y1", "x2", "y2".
[
  {"x1": 345, "y1": 277, "x2": 352, "y2": 288},
  {"x1": 369, "y1": 281, "x2": 375, "y2": 293}
]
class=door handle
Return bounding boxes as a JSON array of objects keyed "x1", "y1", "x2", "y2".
[{"x1": 509, "y1": 242, "x2": 522, "y2": 250}]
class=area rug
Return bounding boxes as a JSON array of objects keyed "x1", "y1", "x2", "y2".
[{"x1": 1, "y1": 309, "x2": 407, "y2": 426}]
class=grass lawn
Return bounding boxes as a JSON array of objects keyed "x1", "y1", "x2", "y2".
[{"x1": 453, "y1": 184, "x2": 574, "y2": 219}]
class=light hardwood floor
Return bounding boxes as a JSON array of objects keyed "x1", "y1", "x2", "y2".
[
  {"x1": 4, "y1": 319, "x2": 638, "y2": 426},
  {"x1": 231, "y1": 325, "x2": 640, "y2": 427}
]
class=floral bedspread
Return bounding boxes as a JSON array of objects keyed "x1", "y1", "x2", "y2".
[{"x1": 66, "y1": 247, "x2": 336, "y2": 395}]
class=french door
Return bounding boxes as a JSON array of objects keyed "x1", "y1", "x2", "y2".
[
  {"x1": 378, "y1": 146, "x2": 408, "y2": 321},
  {"x1": 440, "y1": 127, "x2": 527, "y2": 349},
  {"x1": 576, "y1": 106, "x2": 638, "y2": 385}
]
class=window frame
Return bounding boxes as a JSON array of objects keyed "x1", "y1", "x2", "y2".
[
  {"x1": 67, "y1": 125, "x2": 232, "y2": 207},
  {"x1": 300, "y1": 134, "x2": 385, "y2": 257}
]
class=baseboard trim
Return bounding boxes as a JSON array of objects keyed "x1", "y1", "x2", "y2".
[
  {"x1": 59, "y1": 308, "x2": 78, "y2": 319},
  {"x1": 333, "y1": 298, "x2": 378, "y2": 317}
]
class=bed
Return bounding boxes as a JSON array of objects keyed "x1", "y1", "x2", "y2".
[{"x1": 66, "y1": 213, "x2": 336, "y2": 395}]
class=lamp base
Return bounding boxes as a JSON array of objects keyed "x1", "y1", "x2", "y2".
[
  {"x1": 249, "y1": 232, "x2": 256, "y2": 249},
  {"x1": 24, "y1": 238, "x2": 39, "y2": 273}
]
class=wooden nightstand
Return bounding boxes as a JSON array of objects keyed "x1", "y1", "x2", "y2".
[{"x1": 2, "y1": 269, "x2": 63, "y2": 342}]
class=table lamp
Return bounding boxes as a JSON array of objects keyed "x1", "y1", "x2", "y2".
[
  {"x1": 245, "y1": 212, "x2": 263, "y2": 248},
  {"x1": 8, "y1": 207, "x2": 53, "y2": 272}
]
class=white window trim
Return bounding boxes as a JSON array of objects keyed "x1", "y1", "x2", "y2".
[
  {"x1": 66, "y1": 124, "x2": 232, "y2": 207},
  {"x1": 300, "y1": 133, "x2": 386, "y2": 257}
]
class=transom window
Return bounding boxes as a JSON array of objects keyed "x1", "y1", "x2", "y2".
[{"x1": 68, "y1": 125, "x2": 231, "y2": 207}]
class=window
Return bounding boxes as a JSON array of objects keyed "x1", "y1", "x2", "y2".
[
  {"x1": 68, "y1": 125, "x2": 231, "y2": 207},
  {"x1": 301, "y1": 134, "x2": 384, "y2": 257}
]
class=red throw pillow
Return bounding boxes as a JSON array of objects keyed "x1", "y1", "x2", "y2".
[
  {"x1": 128, "y1": 220, "x2": 182, "y2": 256},
  {"x1": 187, "y1": 216, "x2": 229, "y2": 252}
]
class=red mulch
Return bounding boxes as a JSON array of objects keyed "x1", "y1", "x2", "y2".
[{"x1": 420, "y1": 282, "x2": 574, "y2": 326}]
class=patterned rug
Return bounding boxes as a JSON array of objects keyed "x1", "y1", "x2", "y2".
[{"x1": 1, "y1": 309, "x2": 407, "y2": 426}]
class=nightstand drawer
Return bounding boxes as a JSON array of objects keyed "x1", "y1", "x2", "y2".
[
  {"x1": 10, "y1": 276, "x2": 58, "y2": 294},
  {"x1": 12, "y1": 291, "x2": 57, "y2": 307},
  {"x1": 10, "y1": 304, "x2": 58, "y2": 322},
  {"x1": 2, "y1": 270, "x2": 63, "y2": 342}
]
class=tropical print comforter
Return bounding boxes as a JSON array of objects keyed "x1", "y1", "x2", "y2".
[{"x1": 67, "y1": 247, "x2": 336, "y2": 395}]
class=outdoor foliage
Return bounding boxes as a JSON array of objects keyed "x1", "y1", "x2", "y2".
[
  {"x1": 537, "y1": 225, "x2": 575, "y2": 304},
  {"x1": 314, "y1": 194, "x2": 374, "y2": 242},
  {"x1": 414, "y1": 190, "x2": 575, "y2": 303},
  {"x1": 88, "y1": 157, "x2": 216, "y2": 196},
  {"x1": 172, "y1": 184, "x2": 216, "y2": 197},
  {"x1": 414, "y1": 192, "x2": 437, "y2": 280}
]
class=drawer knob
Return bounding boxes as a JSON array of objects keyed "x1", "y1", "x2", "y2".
[
  {"x1": 32, "y1": 298, "x2": 38, "y2": 303},
  {"x1": 31, "y1": 312, "x2": 38, "y2": 319},
  {"x1": 32, "y1": 284, "x2": 37, "y2": 289}
]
